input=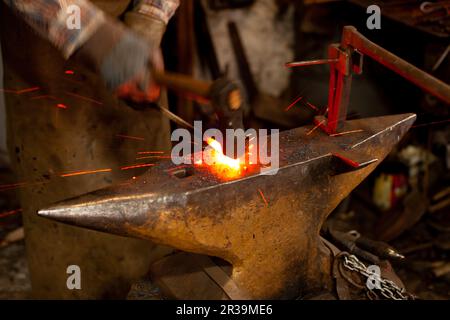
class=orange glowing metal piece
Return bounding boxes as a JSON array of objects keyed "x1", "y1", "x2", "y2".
[{"x1": 195, "y1": 138, "x2": 244, "y2": 179}]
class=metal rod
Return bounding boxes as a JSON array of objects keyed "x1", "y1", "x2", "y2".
[
  {"x1": 156, "y1": 104, "x2": 194, "y2": 130},
  {"x1": 341, "y1": 26, "x2": 450, "y2": 104},
  {"x1": 285, "y1": 59, "x2": 339, "y2": 68},
  {"x1": 153, "y1": 70, "x2": 212, "y2": 102}
]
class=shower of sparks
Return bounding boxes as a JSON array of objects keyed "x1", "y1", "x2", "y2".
[
  {"x1": 329, "y1": 129, "x2": 363, "y2": 137},
  {"x1": 116, "y1": 134, "x2": 145, "y2": 141},
  {"x1": 60, "y1": 168, "x2": 112, "y2": 177},
  {"x1": 30, "y1": 95, "x2": 57, "y2": 101},
  {"x1": 258, "y1": 189, "x2": 268, "y2": 207},
  {"x1": 56, "y1": 103, "x2": 68, "y2": 109},
  {"x1": 412, "y1": 118, "x2": 450, "y2": 129},
  {"x1": 0, "y1": 209, "x2": 22, "y2": 219},
  {"x1": 284, "y1": 95, "x2": 303, "y2": 112},
  {"x1": 306, "y1": 119, "x2": 326, "y2": 135},
  {"x1": 64, "y1": 91, "x2": 103, "y2": 106},
  {"x1": 121, "y1": 163, "x2": 155, "y2": 170}
]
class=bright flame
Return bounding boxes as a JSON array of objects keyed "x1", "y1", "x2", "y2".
[{"x1": 199, "y1": 138, "x2": 243, "y2": 179}]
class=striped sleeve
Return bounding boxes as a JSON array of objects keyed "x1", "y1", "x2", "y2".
[
  {"x1": 3, "y1": 0, "x2": 105, "y2": 58},
  {"x1": 132, "y1": 0, "x2": 179, "y2": 24}
]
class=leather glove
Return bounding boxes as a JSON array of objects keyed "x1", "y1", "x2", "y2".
[{"x1": 73, "y1": 17, "x2": 161, "y2": 103}]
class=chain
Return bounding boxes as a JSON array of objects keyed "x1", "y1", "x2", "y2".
[{"x1": 341, "y1": 253, "x2": 413, "y2": 300}]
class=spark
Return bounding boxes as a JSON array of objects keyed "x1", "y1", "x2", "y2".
[
  {"x1": 137, "y1": 151, "x2": 165, "y2": 155},
  {"x1": 412, "y1": 118, "x2": 450, "y2": 129},
  {"x1": 258, "y1": 189, "x2": 268, "y2": 207},
  {"x1": 166, "y1": 165, "x2": 189, "y2": 172},
  {"x1": 116, "y1": 134, "x2": 145, "y2": 141},
  {"x1": 64, "y1": 91, "x2": 103, "y2": 106},
  {"x1": 121, "y1": 163, "x2": 155, "y2": 170},
  {"x1": 136, "y1": 155, "x2": 171, "y2": 160},
  {"x1": 60, "y1": 168, "x2": 112, "y2": 177},
  {"x1": 0, "y1": 182, "x2": 27, "y2": 192},
  {"x1": 329, "y1": 129, "x2": 363, "y2": 137},
  {"x1": 306, "y1": 119, "x2": 326, "y2": 135},
  {"x1": 56, "y1": 103, "x2": 68, "y2": 109},
  {"x1": 0, "y1": 181, "x2": 50, "y2": 192},
  {"x1": 17, "y1": 87, "x2": 40, "y2": 94},
  {"x1": 306, "y1": 101, "x2": 320, "y2": 112},
  {"x1": 284, "y1": 95, "x2": 303, "y2": 112},
  {"x1": 1, "y1": 87, "x2": 40, "y2": 95},
  {"x1": 0, "y1": 208, "x2": 22, "y2": 219}
]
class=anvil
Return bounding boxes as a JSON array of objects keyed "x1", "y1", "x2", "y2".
[{"x1": 38, "y1": 113, "x2": 416, "y2": 299}]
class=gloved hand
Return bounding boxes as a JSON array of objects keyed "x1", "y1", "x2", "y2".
[{"x1": 73, "y1": 17, "x2": 162, "y2": 103}]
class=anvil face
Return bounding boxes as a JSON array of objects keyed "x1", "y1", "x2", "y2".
[{"x1": 39, "y1": 113, "x2": 416, "y2": 299}]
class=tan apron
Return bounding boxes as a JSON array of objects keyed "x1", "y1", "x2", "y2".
[{"x1": 0, "y1": 0, "x2": 173, "y2": 299}]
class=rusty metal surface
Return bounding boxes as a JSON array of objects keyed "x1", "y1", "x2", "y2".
[{"x1": 38, "y1": 113, "x2": 416, "y2": 299}]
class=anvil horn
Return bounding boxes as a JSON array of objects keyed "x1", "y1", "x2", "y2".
[{"x1": 38, "y1": 113, "x2": 416, "y2": 299}]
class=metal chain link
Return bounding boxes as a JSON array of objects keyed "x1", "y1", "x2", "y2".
[{"x1": 341, "y1": 253, "x2": 414, "y2": 300}]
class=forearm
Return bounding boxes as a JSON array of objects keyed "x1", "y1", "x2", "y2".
[{"x1": 3, "y1": 0, "x2": 105, "y2": 58}]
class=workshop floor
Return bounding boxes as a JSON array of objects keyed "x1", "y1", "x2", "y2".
[
  {"x1": 327, "y1": 180, "x2": 450, "y2": 300},
  {"x1": 2, "y1": 221, "x2": 449, "y2": 299},
  {"x1": 1, "y1": 196, "x2": 449, "y2": 300},
  {"x1": 0, "y1": 241, "x2": 30, "y2": 299}
]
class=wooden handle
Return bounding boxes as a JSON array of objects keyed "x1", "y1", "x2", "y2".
[{"x1": 152, "y1": 71, "x2": 212, "y2": 99}]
